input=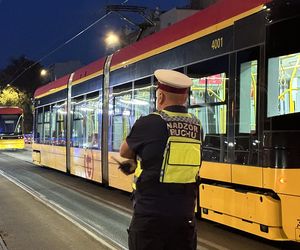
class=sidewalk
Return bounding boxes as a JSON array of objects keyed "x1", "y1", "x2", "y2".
[{"x1": 0, "y1": 175, "x2": 111, "y2": 250}]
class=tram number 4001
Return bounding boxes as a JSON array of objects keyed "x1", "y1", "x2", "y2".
[{"x1": 211, "y1": 37, "x2": 223, "y2": 50}]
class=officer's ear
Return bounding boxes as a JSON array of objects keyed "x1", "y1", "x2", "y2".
[{"x1": 158, "y1": 91, "x2": 165, "y2": 105}]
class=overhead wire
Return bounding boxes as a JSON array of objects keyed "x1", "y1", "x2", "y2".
[{"x1": 8, "y1": 0, "x2": 130, "y2": 86}]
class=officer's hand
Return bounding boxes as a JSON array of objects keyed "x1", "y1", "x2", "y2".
[
  {"x1": 111, "y1": 156, "x2": 137, "y2": 175},
  {"x1": 118, "y1": 159, "x2": 137, "y2": 175}
]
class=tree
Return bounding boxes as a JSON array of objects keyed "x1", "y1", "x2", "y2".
[
  {"x1": 0, "y1": 55, "x2": 44, "y2": 96},
  {"x1": 0, "y1": 56, "x2": 44, "y2": 133}
]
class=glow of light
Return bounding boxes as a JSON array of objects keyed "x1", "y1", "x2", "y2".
[
  {"x1": 40, "y1": 69, "x2": 48, "y2": 76},
  {"x1": 279, "y1": 177, "x2": 286, "y2": 184},
  {"x1": 119, "y1": 99, "x2": 148, "y2": 106},
  {"x1": 105, "y1": 32, "x2": 120, "y2": 47},
  {"x1": 122, "y1": 110, "x2": 130, "y2": 116}
]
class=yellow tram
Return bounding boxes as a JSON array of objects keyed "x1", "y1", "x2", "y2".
[
  {"x1": 32, "y1": 0, "x2": 300, "y2": 241},
  {"x1": 0, "y1": 106, "x2": 25, "y2": 150}
]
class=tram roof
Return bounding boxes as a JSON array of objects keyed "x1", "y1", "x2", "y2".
[
  {"x1": 0, "y1": 106, "x2": 23, "y2": 115},
  {"x1": 34, "y1": 0, "x2": 270, "y2": 99}
]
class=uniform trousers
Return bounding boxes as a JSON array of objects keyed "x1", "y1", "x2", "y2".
[{"x1": 128, "y1": 214, "x2": 197, "y2": 250}]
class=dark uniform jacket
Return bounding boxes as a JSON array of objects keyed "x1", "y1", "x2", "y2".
[{"x1": 126, "y1": 105, "x2": 198, "y2": 218}]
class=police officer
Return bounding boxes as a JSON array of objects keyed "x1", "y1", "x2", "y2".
[{"x1": 119, "y1": 69, "x2": 202, "y2": 250}]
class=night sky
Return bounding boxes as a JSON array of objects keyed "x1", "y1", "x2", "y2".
[{"x1": 0, "y1": 0, "x2": 188, "y2": 69}]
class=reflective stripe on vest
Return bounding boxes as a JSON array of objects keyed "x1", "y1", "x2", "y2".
[
  {"x1": 132, "y1": 157, "x2": 142, "y2": 190},
  {"x1": 157, "y1": 110, "x2": 202, "y2": 184}
]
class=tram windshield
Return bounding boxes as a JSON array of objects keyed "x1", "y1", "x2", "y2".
[{"x1": 0, "y1": 114, "x2": 23, "y2": 135}]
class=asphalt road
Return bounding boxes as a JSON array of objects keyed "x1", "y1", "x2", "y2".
[{"x1": 0, "y1": 147, "x2": 299, "y2": 250}]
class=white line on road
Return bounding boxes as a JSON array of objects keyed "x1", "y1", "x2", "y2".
[
  {"x1": 197, "y1": 238, "x2": 231, "y2": 250},
  {"x1": 0, "y1": 235, "x2": 8, "y2": 250}
]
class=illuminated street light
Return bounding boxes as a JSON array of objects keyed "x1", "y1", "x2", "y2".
[
  {"x1": 40, "y1": 69, "x2": 48, "y2": 77},
  {"x1": 104, "y1": 31, "x2": 120, "y2": 48}
]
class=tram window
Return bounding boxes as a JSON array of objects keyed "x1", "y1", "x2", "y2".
[
  {"x1": 110, "y1": 80, "x2": 152, "y2": 151},
  {"x1": 189, "y1": 73, "x2": 228, "y2": 136},
  {"x1": 268, "y1": 52, "x2": 300, "y2": 117},
  {"x1": 189, "y1": 105, "x2": 227, "y2": 135},
  {"x1": 85, "y1": 92, "x2": 100, "y2": 149},
  {"x1": 50, "y1": 104, "x2": 57, "y2": 144},
  {"x1": 190, "y1": 73, "x2": 227, "y2": 105},
  {"x1": 72, "y1": 96, "x2": 85, "y2": 148},
  {"x1": 188, "y1": 56, "x2": 229, "y2": 136},
  {"x1": 56, "y1": 102, "x2": 66, "y2": 146},
  {"x1": 43, "y1": 106, "x2": 51, "y2": 144},
  {"x1": 111, "y1": 83, "x2": 133, "y2": 152},
  {"x1": 134, "y1": 78, "x2": 152, "y2": 118},
  {"x1": 35, "y1": 108, "x2": 43, "y2": 143},
  {"x1": 234, "y1": 47, "x2": 260, "y2": 166},
  {"x1": 239, "y1": 60, "x2": 257, "y2": 133}
]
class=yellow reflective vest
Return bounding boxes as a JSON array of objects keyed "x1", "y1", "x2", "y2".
[{"x1": 132, "y1": 110, "x2": 202, "y2": 190}]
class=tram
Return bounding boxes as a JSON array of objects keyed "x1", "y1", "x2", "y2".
[
  {"x1": 0, "y1": 106, "x2": 25, "y2": 150},
  {"x1": 32, "y1": 0, "x2": 300, "y2": 242}
]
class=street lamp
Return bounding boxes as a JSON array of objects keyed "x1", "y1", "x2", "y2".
[
  {"x1": 104, "y1": 31, "x2": 120, "y2": 49},
  {"x1": 40, "y1": 69, "x2": 48, "y2": 77}
]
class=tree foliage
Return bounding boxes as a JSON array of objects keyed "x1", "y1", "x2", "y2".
[
  {"x1": 0, "y1": 86, "x2": 28, "y2": 106},
  {"x1": 0, "y1": 55, "x2": 44, "y2": 96},
  {"x1": 0, "y1": 56, "x2": 43, "y2": 133}
]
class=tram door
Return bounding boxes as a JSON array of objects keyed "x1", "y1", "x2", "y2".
[
  {"x1": 188, "y1": 55, "x2": 229, "y2": 164},
  {"x1": 234, "y1": 48, "x2": 260, "y2": 168}
]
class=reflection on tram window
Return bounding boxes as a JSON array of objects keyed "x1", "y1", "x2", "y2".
[
  {"x1": 43, "y1": 106, "x2": 51, "y2": 144},
  {"x1": 189, "y1": 105, "x2": 227, "y2": 135},
  {"x1": 188, "y1": 56, "x2": 229, "y2": 163},
  {"x1": 239, "y1": 60, "x2": 257, "y2": 133},
  {"x1": 71, "y1": 92, "x2": 101, "y2": 149},
  {"x1": 190, "y1": 73, "x2": 226, "y2": 105},
  {"x1": 35, "y1": 108, "x2": 43, "y2": 143},
  {"x1": 111, "y1": 81, "x2": 152, "y2": 151},
  {"x1": 268, "y1": 52, "x2": 300, "y2": 117},
  {"x1": 190, "y1": 73, "x2": 227, "y2": 135},
  {"x1": 57, "y1": 103, "x2": 66, "y2": 146},
  {"x1": 72, "y1": 96, "x2": 84, "y2": 148},
  {"x1": 85, "y1": 92, "x2": 101, "y2": 149},
  {"x1": 51, "y1": 102, "x2": 67, "y2": 146}
]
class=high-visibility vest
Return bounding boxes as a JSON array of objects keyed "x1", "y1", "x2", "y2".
[
  {"x1": 132, "y1": 156, "x2": 143, "y2": 190},
  {"x1": 132, "y1": 110, "x2": 202, "y2": 190}
]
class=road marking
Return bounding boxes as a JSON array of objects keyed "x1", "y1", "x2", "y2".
[
  {"x1": 0, "y1": 234, "x2": 8, "y2": 250},
  {"x1": 0, "y1": 157, "x2": 8, "y2": 162},
  {"x1": 61, "y1": 184, "x2": 132, "y2": 217},
  {"x1": 1, "y1": 151, "x2": 132, "y2": 216},
  {"x1": 197, "y1": 238, "x2": 231, "y2": 250},
  {"x1": 0, "y1": 170, "x2": 126, "y2": 250}
]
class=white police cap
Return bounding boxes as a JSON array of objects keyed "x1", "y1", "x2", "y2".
[{"x1": 154, "y1": 69, "x2": 192, "y2": 94}]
